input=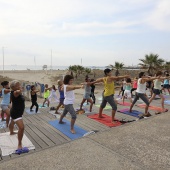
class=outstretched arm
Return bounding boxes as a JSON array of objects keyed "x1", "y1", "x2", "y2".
[
  {"x1": 92, "y1": 78, "x2": 104, "y2": 84},
  {"x1": 66, "y1": 85, "x2": 84, "y2": 91},
  {"x1": 110, "y1": 75, "x2": 129, "y2": 81}
]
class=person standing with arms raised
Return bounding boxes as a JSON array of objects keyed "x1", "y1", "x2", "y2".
[{"x1": 93, "y1": 69, "x2": 129, "y2": 124}]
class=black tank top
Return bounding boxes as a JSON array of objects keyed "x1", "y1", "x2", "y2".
[
  {"x1": 31, "y1": 90, "x2": 37, "y2": 101},
  {"x1": 10, "y1": 91, "x2": 25, "y2": 115}
]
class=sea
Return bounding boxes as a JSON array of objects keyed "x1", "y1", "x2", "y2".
[{"x1": 0, "y1": 65, "x2": 107, "y2": 71}]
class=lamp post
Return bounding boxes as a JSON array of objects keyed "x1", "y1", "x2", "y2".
[
  {"x1": 51, "y1": 49, "x2": 52, "y2": 74},
  {"x1": 2, "y1": 47, "x2": 4, "y2": 77}
]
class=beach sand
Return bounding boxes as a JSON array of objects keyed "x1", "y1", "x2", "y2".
[{"x1": 0, "y1": 69, "x2": 105, "y2": 107}]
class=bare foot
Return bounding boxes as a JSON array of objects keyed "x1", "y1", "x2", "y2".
[
  {"x1": 17, "y1": 145, "x2": 22, "y2": 150},
  {"x1": 59, "y1": 121, "x2": 66, "y2": 124},
  {"x1": 70, "y1": 129, "x2": 76, "y2": 134},
  {"x1": 162, "y1": 109, "x2": 168, "y2": 112},
  {"x1": 112, "y1": 121, "x2": 118, "y2": 124},
  {"x1": 55, "y1": 111, "x2": 60, "y2": 114},
  {"x1": 10, "y1": 132, "x2": 18, "y2": 135},
  {"x1": 129, "y1": 110, "x2": 132, "y2": 112},
  {"x1": 98, "y1": 116, "x2": 105, "y2": 118}
]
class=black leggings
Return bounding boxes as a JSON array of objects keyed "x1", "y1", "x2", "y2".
[
  {"x1": 90, "y1": 92, "x2": 96, "y2": 104},
  {"x1": 30, "y1": 100, "x2": 39, "y2": 113}
]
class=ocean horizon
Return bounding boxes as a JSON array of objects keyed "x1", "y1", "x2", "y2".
[{"x1": 0, "y1": 65, "x2": 107, "y2": 71}]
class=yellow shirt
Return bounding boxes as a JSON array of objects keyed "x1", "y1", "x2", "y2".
[
  {"x1": 103, "y1": 77, "x2": 114, "y2": 96},
  {"x1": 44, "y1": 89, "x2": 50, "y2": 98}
]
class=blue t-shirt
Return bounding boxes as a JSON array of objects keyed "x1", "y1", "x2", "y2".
[
  {"x1": 164, "y1": 79, "x2": 169, "y2": 85},
  {"x1": 1, "y1": 88, "x2": 10, "y2": 105},
  {"x1": 58, "y1": 87, "x2": 64, "y2": 99}
]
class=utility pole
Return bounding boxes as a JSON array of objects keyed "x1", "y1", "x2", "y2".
[
  {"x1": 51, "y1": 49, "x2": 52, "y2": 74},
  {"x1": 2, "y1": 47, "x2": 4, "y2": 77}
]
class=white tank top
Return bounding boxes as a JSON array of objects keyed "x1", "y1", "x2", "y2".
[
  {"x1": 64, "y1": 85, "x2": 75, "y2": 105},
  {"x1": 51, "y1": 89, "x2": 57, "y2": 95},
  {"x1": 154, "y1": 79, "x2": 162, "y2": 90},
  {"x1": 136, "y1": 78, "x2": 146, "y2": 94}
]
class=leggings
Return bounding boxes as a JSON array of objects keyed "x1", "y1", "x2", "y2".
[
  {"x1": 90, "y1": 92, "x2": 96, "y2": 103},
  {"x1": 30, "y1": 100, "x2": 39, "y2": 113},
  {"x1": 132, "y1": 92, "x2": 149, "y2": 106}
]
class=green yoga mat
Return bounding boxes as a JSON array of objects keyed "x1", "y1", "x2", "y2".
[{"x1": 95, "y1": 105, "x2": 112, "y2": 109}]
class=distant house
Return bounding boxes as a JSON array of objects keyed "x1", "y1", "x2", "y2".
[{"x1": 42, "y1": 65, "x2": 47, "y2": 70}]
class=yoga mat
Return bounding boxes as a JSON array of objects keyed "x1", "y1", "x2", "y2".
[
  {"x1": 0, "y1": 132, "x2": 35, "y2": 156},
  {"x1": 97, "y1": 97, "x2": 103, "y2": 101},
  {"x1": 48, "y1": 111, "x2": 61, "y2": 119},
  {"x1": 87, "y1": 114, "x2": 121, "y2": 127},
  {"x1": 79, "y1": 103, "x2": 89, "y2": 106},
  {"x1": 137, "y1": 104, "x2": 168, "y2": 112},
  {"x1": 25, "y1": 108, "x2": 41, "y2": 115},
  {"x1": 95, "y1": 105, "x2": 112, "y2": 110},
  {"x1": 118, "y1": 108, "x2": 143, "y2": 118},
  {"x1": 39, "y1": 104, "x2": 48, "y2": 108},
  {"x1": 118, "y1": 101, "x2": 131, "y2": 106},
  {"x1": 48, "y1": 119, "x2": 88, "y2": 140},
  {"x1": 0, "y1": 121, "x2": 6, "y2": 129},
  {"x1": 164, "y1": 100, "x2": 170, "y2": 105},
  {"x1": 0, "y1": 113, "x2": 7, "y2": 118}
]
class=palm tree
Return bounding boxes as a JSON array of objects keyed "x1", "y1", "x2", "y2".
[
  {"x1": 68, "y1": 65, "x2": 78, "y2": 78},
  {"x1": 84, "y1": 68, "x2": 91, "y2": 77},
  {"x1": 109, "y1": 62, "x2": 124, "y2": 76},
  {"x1": 163, "y1": 61, "x2": 170, "y2": 72},
  {"x1": 138, "y1": 53, "x2": 164, "y2": 75}
]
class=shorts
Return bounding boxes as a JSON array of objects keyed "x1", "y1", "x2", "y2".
[
  {"x1": 153, "y1": 89, "x2": 161, "y2": 95},
  {"x1": 1, "y1": 104, "x2": 10, "y2": 111},
  {"x1": 83, "y1": 93, "x2": 91, "y2": 100},
  {"x1": 10, "y1": 109, "x2": 24, "y2": 120},
  {"x1": 124, "y1": 90, "x2": 131, "y2": 98},
  {"x1": 163, "y1": 84, "x2": 170, "y2": 89},
  {"x1": 60, "y1": 98, "x2": 64, "y2": 104},
  {"x1": 13, "y1": 117, "x2": 23, "y2": 122},
  {"x1": 62, "y1": 104, "x2": 77, "y2": 120},
  {"x1": 100, "y1": 94, "x2": 117, "y2": 111}
]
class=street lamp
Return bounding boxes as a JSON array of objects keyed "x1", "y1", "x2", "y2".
[{"x1": 2, "y1": 47, "x2": 5, "y2": 77}]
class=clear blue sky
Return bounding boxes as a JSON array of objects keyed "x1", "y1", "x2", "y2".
[{"x1": 0, "y1": 0, "x2": 170, "y2": 66}]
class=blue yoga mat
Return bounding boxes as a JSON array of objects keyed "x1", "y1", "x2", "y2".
[
  {"x1": 25, "y1": 108, "x2": 41, "y2": 115},
  {"x1": 118, "y1": 108, "x2": 142, "y2": 118},
  {"x1": 39, "y1": 104, "x2": 48, "y2": 108},
  {"x1": 48, "y1": 119, "x2": 88, "y2": 140},
  {"x1": 164, "y1": 100, "x2": 170, "y2": 105}
]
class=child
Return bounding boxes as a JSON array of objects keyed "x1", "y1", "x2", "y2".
[
  {"x1": 163, "y1": 74, "x2": 170, "y2": 95},
  {"x1": 55, "y1": 80, "x2": 65, "y2": 114},
  {"x1": 122, "y1": 78, "x2": 132, "y2": 104},
  {"x1": 93, "y1": 69, "x2": 129, "y2": 124},
  {"x1": 30, "y1": 85, "x2": 39, "y2": 113},
  {"x1": 0, "y1": 81, "x2": 11, "y2": 127},
  {"x1": 48, "y1": 85, "x2": 59, "y2": 103},
  {"x1": 129, "y1": 72, "x2": 160, "y2": 117},
  {"x1": 42, "y1": 84, "x2": 51, "y2": 107},
  {"x1": 80, "y1": 78, "x2": 93, "y2": 112},
  {"x1": 90, "y1": 79, "x2": 96, "y2": 104},
  {"x1": 149, "y1": 71, "x2": 169, "y2": 113},
  {"x1": 59, "y1": 75, "x2": 83, "y2": 134},
  {"x1": 9, "y1": 80, "x2": 28, "y2": 152},
  {"x1": 131, "y1": 77, "x2": 138, "y2": 95},
  {"x1": 118, "y1": 79, "x2": 126, "y2": 98}
]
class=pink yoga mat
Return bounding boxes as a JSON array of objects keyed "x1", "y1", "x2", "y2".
[
  {"x1": 0, "y1": 113, "x2": 6, "y2": 118},
  {"x1": 118, "y1": 101, "x2": 131, "y2": 106},
  {"x1": 137, "y1": 104, "x2": 168, "y2": 112}
]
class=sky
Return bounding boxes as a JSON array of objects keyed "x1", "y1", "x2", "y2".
[{"x1": 0, "y1": 0, "x2": 170, "y2": 67}]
